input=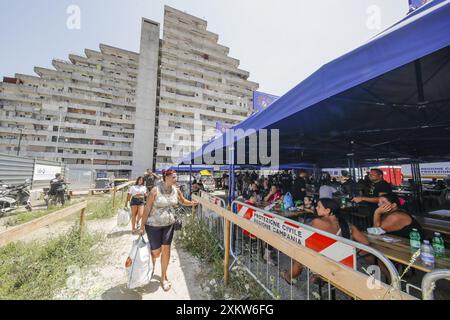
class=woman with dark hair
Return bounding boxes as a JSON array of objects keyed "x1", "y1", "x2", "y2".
[
  {"x1": 280, "y1": 198, "x2": 369, "y2": 284},
  {"x1": 264, "y1": 185, "x2": 282, "y2": 204},
  {"x1": 139, "y1": 169, "x2": 198, "y2": 291},
  {"x1": 374, "y1": 193, "x2": 424, "y2": 238},
  {"x1": 125, "y1": 176, "x2": 147, "y2": 233}
]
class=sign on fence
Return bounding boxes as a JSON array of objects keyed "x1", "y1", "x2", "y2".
[
  {"x1": 33, "y1": 164, "x2": 62, "y2": 181},
  {"x1": 237, "y1": 203, "x2": 356, "y2": 269}
]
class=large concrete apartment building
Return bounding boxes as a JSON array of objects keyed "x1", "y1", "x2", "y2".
[{"x1": 0, "y1": 6, "x2": 258, "y2": 178}]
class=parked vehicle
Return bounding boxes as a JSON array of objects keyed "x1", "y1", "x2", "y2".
[
  {"x1": 95, "y1": 178, "x2": 113, "y2": 192},
  {"x1": 0, "y1": 179, "x2": 32, "y2": 216}
]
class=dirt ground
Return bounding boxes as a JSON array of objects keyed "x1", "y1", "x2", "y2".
[{"x1": 55, "y1": 215, "x2": 209, "y2": 300}]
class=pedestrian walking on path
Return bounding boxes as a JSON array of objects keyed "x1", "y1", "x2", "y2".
[{"x1": 140, "y1": 169, "x2": 198, "y2": 292}]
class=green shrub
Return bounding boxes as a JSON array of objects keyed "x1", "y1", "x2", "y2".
[
  {"x1": 0, "y1": 227, "x2": 103, "y2": 300},
  {"x1": 175, "y1": 214, "x2": 271, "y2": 300}
]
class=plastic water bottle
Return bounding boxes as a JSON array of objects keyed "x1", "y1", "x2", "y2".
[
  {"x1": 280, "y1": 201, "x2": 285, "y2": 212},
  {"x1": 420, "y1": 240, "x2": 435, "y2": 267},
  {"x1": 409, "y1": 228, "x2": 421, "y2": 249},
  {"x1": 432, "y1": 232, "x2": 445, "y2": 257},
  {"x1": 340, "y1": 196, "x2": 346, "y2": 208}
]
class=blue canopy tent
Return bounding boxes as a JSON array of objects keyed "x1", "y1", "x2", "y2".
[
  {"x1": 183, "y1": 0, "x2": 450, "y2": 168},
  {"x1": 181, "y1": 1, "x2": 450, "y2": 203}
]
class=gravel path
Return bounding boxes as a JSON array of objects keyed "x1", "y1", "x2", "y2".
[{"x1": 51, "y1": 214, "x2": 209, "y2": 300}]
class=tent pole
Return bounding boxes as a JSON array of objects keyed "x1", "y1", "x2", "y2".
[
  {"x1": 414, "y1": 59, "x2": 425, "y2": 103},
  {"x1": 189, "y1": 153, "x2": 193, "y2": 201}
]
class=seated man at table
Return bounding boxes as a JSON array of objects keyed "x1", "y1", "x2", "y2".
[
  {"x1": 373, "y1": 193, "x2": 424, "y2": 239},
  {"x1": 319, "y1": 179, "x2": 338, "y2": 199},
  {"x1": 352, "y1": 169, "x2": 392, "y2": 204},
  {"x1": 280, "y1": 198, "x2": 369, "y2": 284}
]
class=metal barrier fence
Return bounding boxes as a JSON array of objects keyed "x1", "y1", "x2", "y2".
[
  {"x1": 230, "y1": 200, "x2": 405, "y2": 300},
  {"x1": 198, "y1": 190, "x2": 227, "y2": 250},
  {"x1": 194, "y1": 193, "x2": 415, "y2": 300},
  {"x1": 65, "y1": 167, "x2": 93, "y2": 191},
  {"x1": 421, "y1": 269, "x2": 450, "y2": 300},
  {"x1": 0, "y1": 153, "x2": 62, "y2": 189}
]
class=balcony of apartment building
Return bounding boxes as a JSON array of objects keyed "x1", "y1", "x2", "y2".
[
  {"x1": 86, "y1": 47, "x2": 139, "y2": 67},
  {"x1": 163, "y1": 38, "x2": 236, "y2": 69},
  {"x1": 68, "y1": 77, "x2": 132, "y2": 99},
  {"x1": 0, "y1": 111, "x2": 55, "y2": 126},
  {"x1": 163, "y1": 21, "x2": 219, "y2": 46},
  {"x1": 53, "y1": 59, "x2": 138, "y2": 88},
  {"x1": 65, "y1": 108, "x2": 134, "y2": 124},
  {"x1": 162, "y1": 46, "x2": 247, "y2": 77},
  {"x1": 69, "y1": 68, "x2": 137, "y2": 91},
  {"x1": 0, "y1": 125, "x2": 49, "y2": 138},
  {"x1": 163, "y1": 34, "x2": 230, "y2": 60},
  {"x1": 159, "y1": 90, "x2": 199, "y2": 105},
  {"x1": 69, "y1": 164, "x2": 133, "y2": 171},
  {"x1": 56, "y1": 130, "x2": 132, "y2": 143},
  {"x1": 176, "y1": 42, "x2": 241, "y2": 70},
  {"x1": 69, "y1": 53, "x2": 139, "y2": 75},
  {"x1": 59, "y1": 152, "x2": 132, "y2": 161},
  {"x1": 160, "y1": 78, "x2": 248, "y2": 106},
  {"x1": 160, "y1": 67, "x2": 253, "y2": 98},
  {"x1": 24, "y1": 139, "x2": 132, "y2": 152}
]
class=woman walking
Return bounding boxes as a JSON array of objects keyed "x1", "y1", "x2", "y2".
[
  {"x1": 125, "y1": 176, "x2": 147, "y2": 233},
  {"x1": 140, "y1": 169, "x2": 198, "y2": 291}
]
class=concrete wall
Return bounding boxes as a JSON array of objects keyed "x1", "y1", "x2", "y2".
[{"x1": 132, "y1": 19, "x2": 160, "y2": 178}]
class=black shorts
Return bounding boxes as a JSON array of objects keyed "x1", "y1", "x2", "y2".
[
  {"x1": 130, "y1": 198, "x2": 144, "y2": 206},
  {"x1": 145, "y1": 224, "x2": 175, "y2": 250}
]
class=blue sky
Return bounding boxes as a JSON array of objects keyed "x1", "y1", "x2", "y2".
[{"x1": 0, "y1": 0, "x2": 409, "y2": 96}]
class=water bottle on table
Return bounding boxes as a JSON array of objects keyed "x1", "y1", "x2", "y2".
[
  {"x1": 432, "y1": 232, "x2": 445, "y2": 257},
  {"x1": 409, "y1": 228, "x2": 421, "y2": 249},
  {"x1": 420, "y1": 240, "x2": 435, "y2": 267}
]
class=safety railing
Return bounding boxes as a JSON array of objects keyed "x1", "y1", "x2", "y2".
[
  {"x1": 193, "y1": 194, "x2": 416, "y2": 300},
  {"x1": 421, "y1": 269, "x2": 450, "y2": 300},
  {"x1": 198, "y1": 190, "x2": 227, "y2": 249}
]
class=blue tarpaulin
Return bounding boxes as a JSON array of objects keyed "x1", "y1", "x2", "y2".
[{"x1": 183, "y1": 0, "x2": 450, "y2": 168}]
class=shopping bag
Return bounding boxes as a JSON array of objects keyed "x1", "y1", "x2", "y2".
[
  {"x1": 117, "y1": 207, "x2": 131, "y2": 227},
  {"x1": 125, "y1": 236, "x2": 151, "y2": 289},
  {"x1": 283, "y1": 192, "x2": 294, "y2": 210}
]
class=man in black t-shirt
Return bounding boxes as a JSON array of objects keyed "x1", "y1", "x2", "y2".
[
  {"x1": 292, "y1": 170, "x2": 307, "y2": 202},
  {"x1": 352, "y1": 168, "x2": 392, "y2": 205},
  {"x1": 280, "y1": 170, "x2": 293, "y2": 195}
]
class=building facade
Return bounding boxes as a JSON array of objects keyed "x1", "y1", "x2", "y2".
[
  {"x1": 0, "y1": 6, "x2": 258, "y2": 178},
  {"x1": 155, "y1": 6, "x2": 259, "y2": 170}
]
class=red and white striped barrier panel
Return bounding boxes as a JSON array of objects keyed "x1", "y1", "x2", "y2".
[{"x1": 236, "y1": 203, "x2": 356, "y2": 269}]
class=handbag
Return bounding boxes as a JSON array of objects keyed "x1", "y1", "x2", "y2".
[{"x1": 173, "y1": 206, "x2": 187, "y2": 231}]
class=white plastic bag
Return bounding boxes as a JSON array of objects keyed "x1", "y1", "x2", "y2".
[
  {"x1": 125, "y1": 236, "x2": 151, "y2": 289},
  {"x1": 117, "y1": 207, "x2": 131, "y2": 227}
]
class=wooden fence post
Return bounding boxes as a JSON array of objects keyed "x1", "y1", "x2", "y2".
[
  {"x1": 112, "y1": 187, "x2": 117, "y2": 209},
  {"x1": 79, "y1": 207, "x2": 86, "y2": 232},
  {"x1": 224, "y1": 219, "x2": 231, "y2": 286},
  {"x1": 192, "y1": 205, "x2": 196, "y2": 220}
]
